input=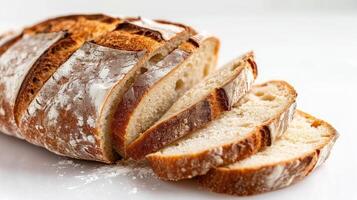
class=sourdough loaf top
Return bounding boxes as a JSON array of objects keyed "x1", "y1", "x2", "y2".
[
  {"x1": 0, "y1": 32, "x2": 66, "y2": 136},
  {"x1": 0, "y1": 14, "x2": 121, "y2": 137}
]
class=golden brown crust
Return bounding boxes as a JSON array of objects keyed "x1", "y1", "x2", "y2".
[
  {"x1": 146, "y1": 81, "x2": 297, "y2": 180},
  {"x1": 0, "y1": 14, "x2": 120, "y2": 137},
  {"x1": 198, "y1": 110, "x2": 338, "y2": 196},
  {"x1": 199, "y1": 153, "x2": 317, "y2": 195},
  {"x1": 14, "y1": 14, "x2": 120, "y2": 125},
  {"x1": 23, "y1": 14, "x2": 118, "y2": 35},
  {"x1": 127, "y1": 53, "x2": 257, "y2": 160},
  {"x1": 0, "y1": 32, "x2": 66, "y2": 137}
]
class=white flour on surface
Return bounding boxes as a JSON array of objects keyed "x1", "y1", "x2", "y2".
[{"x1": 50, "y1": 158, "x2": 158, "y2": 193}]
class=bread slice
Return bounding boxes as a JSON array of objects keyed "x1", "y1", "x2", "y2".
[
  {"x1": 146, "y1": 81, "x2": 297, "y2": 180},
  {"x1": 18, "y1": 17, "x2": 197, "y2": 163},
  {"x1": 127, "y1": 52, "x2": 257, "y2": 159},
  {"x1": 111, "y1": 34, "x2": 219, "y2": 157},
  {"x1": 199, "y1": 110, "x2": 338, "y2": 196}
]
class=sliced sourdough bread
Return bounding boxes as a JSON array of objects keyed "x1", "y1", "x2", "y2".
[
  {"x1": 199, "y1": 110, "x2": 338, "y2": 196},
  {"x1": 112, "y1": 34, "x2": 220, "y2": 157},
  {"x1": 146, "y1": 81, "x2": 297, "y2": 180},
  {"x1": 127, "y1": 52, "x2": 257, "y2": 159},
  {"x1": 17, "y1": 16, "x2": 196, "y2": 163}
]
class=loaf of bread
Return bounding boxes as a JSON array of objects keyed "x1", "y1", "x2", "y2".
[
  {"x1": 0, "y1": 14, "x2": 338, "y2": 196},
  {"x1": 0, "y1": 14, "x2": 211, "y2": 163},
  {"x1": 199, "y1": 110, "x2": 338, "y2": 195}
]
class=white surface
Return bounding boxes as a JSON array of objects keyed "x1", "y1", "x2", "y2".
[{"x1": 0, "y1": 1, "x2": 356, "y2": 199}]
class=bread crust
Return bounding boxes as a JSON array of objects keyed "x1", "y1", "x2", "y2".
[
  {"x1": 23, "y1": 14, "x2": 118, "y2": 35},
  {"x1": 0, "y1": 31, "x2": 22, "y2": 56},
  {"x1": 14, "y1": 16, "x2": 194, "y2": 163},
  {"x1": 0, "y1": 15, "x2": 120, "y2": 137},
  {"x1": 146, "y1": 81, "x2": 297, "y2": 180},
  {"x1": 14, "y1": 15, "x2": 120, "y2": 125},
  {"x1": 127, "y1": 52, "x2": 257, "y2": 160},
  {"x1": 19, "y1": 42, "x2": 146, "y2": 162},
  {"x1": 0, "y1": 32, "x2": 66, "y2": 137},
  {"x1": 198, "y1": 110, "x2": 338, "y2": 196}
]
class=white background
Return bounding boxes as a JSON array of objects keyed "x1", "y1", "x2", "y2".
[{"x1": 0, "y1": 0, "x2": 356, "y2": 199}]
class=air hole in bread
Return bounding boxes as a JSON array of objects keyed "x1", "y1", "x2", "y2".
[
  {"x1": 311, "y1": 120, "x2": 322, "y2": 128},
  {"x1": 231, "y1": 63, "x2": 240, "y2": 71},
  {"x1": 184, "y1": 63, "x2": 194, "y2": 77},
  {"x1": 240, "y1": 123, "x2": 253, "y2": 128},
  {"x1": 32, "y1": 77, "x2": 40, "y2": 84},
  {"x1": 175, "y1": 79, "x2": 185, "y2": 91},
  {"x1": 149, "y1": 53, "x2": 165, "y2": 64},
  {"x1": 140, "y1": 67, "x2": 148, "y2": 74},
  {"x1": 261, "y1": 94, "x2": 276, "y2": 101},
  {"x1": 203, "y1": 64, "x2": 210, "y2": 77},
  {"x1": 254, "y1": 91, "x2": 264, "y2": 97}
]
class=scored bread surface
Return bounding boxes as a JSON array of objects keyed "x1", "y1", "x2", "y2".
[
  {"x1": 112, "y1": 34, "x2": 220, "y2": 157},
  {"x1": 198, "y1": 110, "x2": 338, "y2": 196},
  {"x1": 127, "y1": 52, "x2": 256, "y2": 159},
  {"x1": 19, "y1": 42, "x2": 146, "y2": 162},
  {"x1": 0, "y1": 32, "x2": 66, "y2": 137},
  {"x1": 0, "y1": 14, "x2": 120, "y2": 138},
  {"x1": 14, "y1": 15, "x2": 120, "y2": 126},
  {"x1": 146, "y1": 81, "x2": 297, "y2": 180}
]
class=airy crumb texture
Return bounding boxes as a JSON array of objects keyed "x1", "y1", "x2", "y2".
[
  {"x1": 126, "y1": 52, "x2": 254, "y2": 160},
  {"x1": 159, "y1": 82, "x2": 293, "y2": 155},
  {"x1": 159, "y1": 53, "x2": 254, "y2": 121},
  {"x1": 228, "y1": 111, "x2": 335, "y2": 169},
  {"x1": 198, "y1": 110, "x2": 338, "y2": 196},
  {"x1": 125, "y1": 38, "x2": 218, "y2": 145},
  {"x1": 146, "y1": 81, "x2": 297, "y2": 180}
]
